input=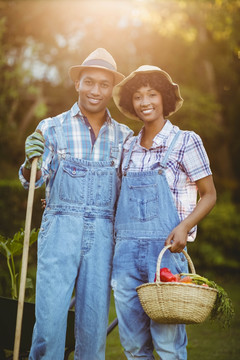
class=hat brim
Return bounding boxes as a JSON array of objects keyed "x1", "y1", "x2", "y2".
[
  {"x1": 69, "y1": 65, "x2": 125, "y2": 86},
  {"x1": 113, "y1": 66, "x2": 183, "y2": 121}
]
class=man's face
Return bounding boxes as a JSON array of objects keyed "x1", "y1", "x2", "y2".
[{"x1": 75, "y1": 68, "x2": 114, "y2": 116}]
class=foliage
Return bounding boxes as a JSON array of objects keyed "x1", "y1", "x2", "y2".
[
  {"x1": 0, "y1": 228, "x2": 39, "y2": 299},
  {"x1": 0, "y1": 180, "x2": 45, "y2": 237},
  {"x1": 190, "y1": 194, "x2": 240, "y2": 270}
]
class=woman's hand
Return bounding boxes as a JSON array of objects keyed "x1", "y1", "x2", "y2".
[{"x1": 165, "y1": 223, "x2": 188, "y2": 253}]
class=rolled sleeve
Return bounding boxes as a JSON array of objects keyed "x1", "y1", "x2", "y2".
[{"x1": 18, "y1": 164, "x2": 44, "y2": 189}]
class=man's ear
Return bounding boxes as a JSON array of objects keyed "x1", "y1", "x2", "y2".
[{"x1": 75, "y1": 80, "x2": 80, "y2": 92}]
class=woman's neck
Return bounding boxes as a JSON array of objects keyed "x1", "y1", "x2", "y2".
[{"x1": 140, "y1": 120, "x2": 166, "y2": 149}]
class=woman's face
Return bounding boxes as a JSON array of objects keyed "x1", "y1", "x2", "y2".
[{"x1": 132, "y1": 85, "x2": 164, "y2": 126}]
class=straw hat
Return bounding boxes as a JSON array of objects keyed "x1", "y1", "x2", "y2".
[
  {"x1": 113, "y1": 65, "x2": 183, "y2": 120},
  {"x1": 69, "y1": 48, "x2": 125, "y2": 85}
]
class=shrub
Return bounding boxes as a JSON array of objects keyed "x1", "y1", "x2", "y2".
[{"x1": 190, "y1": 194, "x2": 240, "y2": 271}]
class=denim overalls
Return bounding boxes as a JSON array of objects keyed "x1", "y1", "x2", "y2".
[
  {"x1": 29, "y1": 117, "x2": 120, "y2": 360},
  {"x1": 112, "y1": 131, "x2": 189, "y2": 360}
]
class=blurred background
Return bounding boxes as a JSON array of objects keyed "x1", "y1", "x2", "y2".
[{"x1": 0, "y1": 0, "x2": 239, "y2": 290}]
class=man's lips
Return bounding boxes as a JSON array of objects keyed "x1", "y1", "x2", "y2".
[{"x1": 87, "y1": 96, "x2": 102, "y2": 104}]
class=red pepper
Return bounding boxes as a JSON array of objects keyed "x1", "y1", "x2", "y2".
[{"x1": 154, "y1": 267, "x2": 178, "y2": 282}]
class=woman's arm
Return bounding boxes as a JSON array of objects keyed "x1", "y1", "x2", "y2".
[{"x1": 165, "y1": 175, "x2": 217, "y2": 252}]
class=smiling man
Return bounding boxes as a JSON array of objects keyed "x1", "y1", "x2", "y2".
[{"x1": 19, "y1": 48, "x2": 133, "y2": 360}]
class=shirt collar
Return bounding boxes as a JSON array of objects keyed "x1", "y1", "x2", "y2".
[
  {"x1": 136, "y1": 120, "x2": 174, "y2": 148},
  {"x1": 71, "y1": 102, "x2": 112, "y2": 124}
]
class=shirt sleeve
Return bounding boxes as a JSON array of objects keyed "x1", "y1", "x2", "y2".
[{"x1": 181, "y1": 131, "x2": 212, "y2": 182}]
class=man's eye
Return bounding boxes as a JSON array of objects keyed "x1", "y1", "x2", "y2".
[
  {"x1": 85, "y1": 80, "x2": 92, "y2": 85},
  {"x1": 101, "y1": 83, "x2": 109, "y2": 88}
]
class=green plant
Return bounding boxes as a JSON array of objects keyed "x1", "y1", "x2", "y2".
[{"x1": 0, "y1": 228, "x2": 38, "y2": 299}]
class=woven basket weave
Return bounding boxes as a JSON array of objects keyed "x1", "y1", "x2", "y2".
[{"x1": 136, "y1": 245, "x2": 218, "y2": 324}]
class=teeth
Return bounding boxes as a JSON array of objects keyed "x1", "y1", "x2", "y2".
[
  {"x1": 142, "y1": 109, "x2": 153, "y2": 114},
  {"x1": 89, "y1": 98, "x2": 101, "y2": 104}
]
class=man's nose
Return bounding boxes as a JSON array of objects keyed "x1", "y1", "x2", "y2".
[{"x1": 91, "y1": 83, "x2": 101, "y2": 95}]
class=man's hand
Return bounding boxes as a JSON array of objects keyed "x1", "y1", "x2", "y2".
[{"x1": 24, "y1": 130, "x2": 45, "y2": 170}]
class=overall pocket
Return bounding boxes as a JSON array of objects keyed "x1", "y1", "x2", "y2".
[
  {"x1": 128, "y1": 183, "x2": 159, "y2": 222},
  {"x1": 88, "y1": 168, "x2": 114, "y2": 207},
  {"x1": 59, "y1": 163, "x2": 87, "y2": 204}
]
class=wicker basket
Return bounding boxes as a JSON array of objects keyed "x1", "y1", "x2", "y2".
[{"x1": 136, "y1": 245, "x2": 218, "y2": 324}]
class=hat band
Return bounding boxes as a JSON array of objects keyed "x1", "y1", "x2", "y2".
[{"x1": 82, "y1": 59, "x2": 116, "y2": 71}]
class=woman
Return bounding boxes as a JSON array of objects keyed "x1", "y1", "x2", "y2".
[{"x1": 111, "y1": 65, "x2": 216, "y2": 359}]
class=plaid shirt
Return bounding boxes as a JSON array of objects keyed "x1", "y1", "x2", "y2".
[
  {"x1": 122, "y1": 120, "x2": 212, "y2": 241},
  {"x1": 19, "y1": 102, "x2": 133, "y2": 200}
]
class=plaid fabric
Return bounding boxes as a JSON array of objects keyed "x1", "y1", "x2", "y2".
[
  {"x1": 122, "y1": 120, "x2": 212, "y2": 241},
  {"x1": 19, "y1": 102, "x2": 133, "y2": 199}
]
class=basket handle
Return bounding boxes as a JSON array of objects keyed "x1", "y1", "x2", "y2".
[{"x1": 156, "y1": 245, "x2": 196, "y2": 283}]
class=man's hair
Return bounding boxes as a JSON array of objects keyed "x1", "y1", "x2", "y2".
[{"x1": 119, "y1": 73, "x2": 178, "y2": 118}]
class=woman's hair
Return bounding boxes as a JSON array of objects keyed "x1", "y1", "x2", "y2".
[{"x1": 119, "y1": 72, "x2": 178, "y2": 118}]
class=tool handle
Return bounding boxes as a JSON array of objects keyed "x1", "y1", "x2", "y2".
[{"x1": 13, "y1": 157, "x2": 38, "y2": 360}]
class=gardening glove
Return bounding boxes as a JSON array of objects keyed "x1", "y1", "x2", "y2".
[{"x1": 24, "y1": 130, "x2": 45, "y2": 170}]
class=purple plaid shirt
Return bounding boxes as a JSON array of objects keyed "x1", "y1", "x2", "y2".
[{"x1": 122, "y1": 120, "x2": 212, "y2": 241}]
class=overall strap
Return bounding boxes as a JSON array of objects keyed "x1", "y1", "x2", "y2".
[
  {"x1": 110, "y1": 122, "x2": 120, "y2": 162},
  {"x1": 123, "y1": 137, "x2": 137, "y2": 173},
  {"x1": 161, "y1": 131, "x2": 181, "y2": 168},
  {"x1": 52, "y1": 115, "x2": 68, "y2": 154}
]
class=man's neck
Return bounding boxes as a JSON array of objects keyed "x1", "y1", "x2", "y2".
[{"x1": 79, "y1": 106, "x2": 107, "y2": 138}]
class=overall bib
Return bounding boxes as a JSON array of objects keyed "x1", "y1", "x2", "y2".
[
  {"x1": 112, "y1": 132, "x2": 188, "y2": 360},
  {"x1": 29, "y1": 117, "x2": 119, "y2": 360}
]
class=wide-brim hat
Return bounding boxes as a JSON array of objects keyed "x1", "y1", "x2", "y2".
[
  {"x1": 113, "y1": 65, "x2": 183, "y2": 120},
  {"x1": 69, "y1": 48, "x2": 125, "y2": 85}
]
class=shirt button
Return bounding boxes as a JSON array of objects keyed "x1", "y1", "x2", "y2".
[
  {"x1": 88, "y1": 126, "x2": 91, "y2": 130},
  {"x1": 110, "y1": 160, "x2": 115, "y2": 166},
  {"x1": 158, "y1": 169, "x2": 163, "y2": 175}
]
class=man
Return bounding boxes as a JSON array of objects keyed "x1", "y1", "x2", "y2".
[{"x1": 19, "y1": 48, "x2": 133, "y2": 360}]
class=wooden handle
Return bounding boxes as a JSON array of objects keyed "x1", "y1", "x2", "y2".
[{"x1": 13, "y1": 157, "x2": 38, "y2": 360}]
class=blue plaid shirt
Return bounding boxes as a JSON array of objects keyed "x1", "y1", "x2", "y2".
[
  {"x1": 122, "y1": 120, "x2": 212, "y2": 241},
  {"x1": 19, "y1": 102, "x2": 133, "y2": 200}
]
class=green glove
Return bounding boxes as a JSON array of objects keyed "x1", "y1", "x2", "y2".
[{"x1": 24, "y1": 131, "x2": 45, "y2": 170}]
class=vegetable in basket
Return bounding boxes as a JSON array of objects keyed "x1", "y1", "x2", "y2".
[{"x1": 155, "y1": 267, "x2": 234, "y2": 328}]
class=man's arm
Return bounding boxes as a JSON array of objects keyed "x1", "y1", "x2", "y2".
[
  {"x1": 22, "y1": 167, "x2": 42, "y2": 182},
  {"x1": 165, "y1": 175, "x2": 217, "y2": 252}
]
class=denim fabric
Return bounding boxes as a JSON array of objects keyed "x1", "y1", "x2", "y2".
[
  {"x1": 112, "y1": 132, "x2": 189, "y2": 359},
  {"x1": 29, "y1": 120, "x2": 119, "y2": 360}
]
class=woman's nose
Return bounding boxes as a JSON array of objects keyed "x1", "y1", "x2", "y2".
[{"x1": 141, "y1": 96, "x2": 150, "y2": 106}]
